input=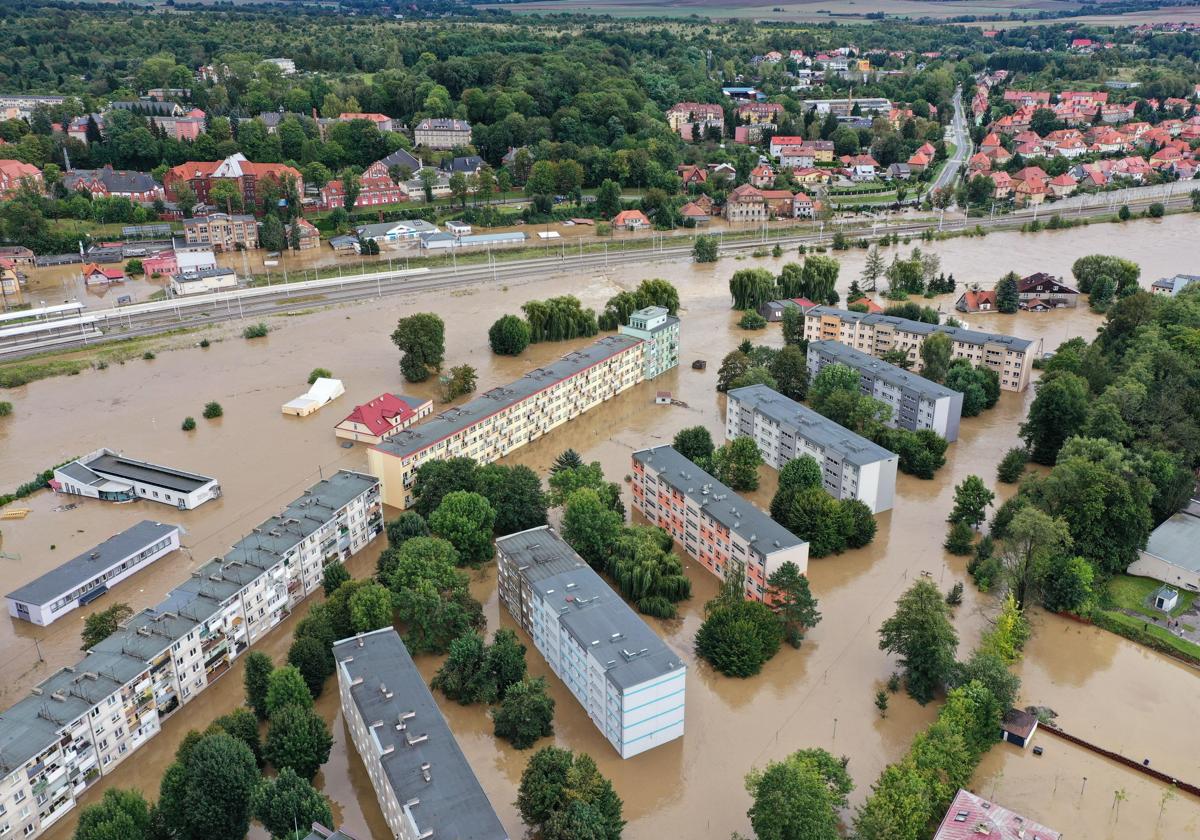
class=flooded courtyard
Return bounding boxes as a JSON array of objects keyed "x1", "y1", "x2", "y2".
[{"x1": 1, "y1": 215, "x2": 1198, "y2": 838}]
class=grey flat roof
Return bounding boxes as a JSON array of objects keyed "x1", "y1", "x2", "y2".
[
  {"x1": 83, "y1": 451, "x2": 216, "y2": 494},
  {"x1": 808, "y1": 340, "x2": 961, "y2": 401},
  {"x1": 7, "y1": 520, "x2": 180, "y2": 606},
  {"x1": 376, "y1": 335, "x2": 642, "y2": 460},
  {"x1": 806, "y1": 305, "x2": 1036, "y2": 351},
  {"x1": 496, "y1": 527, "x2": 684, "y2": 692},
  {"x1": 1144, "y1": 511, "x2": 1200, "y2": 572},
  {"x1": 728, "y1": 384, "x2": 896, "y2": 467},
  {"x1": 334, "y1": 629, "x2": 507, "y2": 840},
  {"x1": 0, "y1": 471, "x2": 378, "y2": 775},
  {"x1": 633, "y1": 445, "x2": 805, "y2": 553}
]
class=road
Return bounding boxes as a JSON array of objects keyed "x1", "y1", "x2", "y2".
[
  {"x1": 3, "y1": 185, "x2": 1193, "y2": 361},
  {"x1": 931, "y1": 85, "x2": 972, "y2": 195}
]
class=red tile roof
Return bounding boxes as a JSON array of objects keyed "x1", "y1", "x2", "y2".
[
  {"x1": 339, "y1": 393, "x2": 429, "y2": 436},
  {"x1": 932, "y1": 789, "x2": 1060, "y2": 840}
]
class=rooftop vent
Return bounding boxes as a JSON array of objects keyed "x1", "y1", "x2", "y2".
[
  {"x1": 420, "y1": 762, "x2": 431, "y2": 783},
  {"x1": 380, "y1": 682, "x2": 393, "y2": 700}
]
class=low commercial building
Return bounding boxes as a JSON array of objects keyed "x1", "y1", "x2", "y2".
[
  {"x1": 6, "y1": 521, "x2": 181, "y2": 626},
  {"x1": 618, "y1": 305, "x2": 680, "y2": 379},
  {"x1": 369, "y1": 331, "x2": 660, "y2": 509},
  {"x1": 1127, "y1": 507, "x2": 1200, "y2": 592},
  {"x1": 169, "y1": 267, "x2": 238, "y2": 296},
  {"x1": 0, "y1": 471, "x2": 380, "y2": 840},
  {"x1": 807, "y1": 340, "x2": 963, "y2": 442},
  {"x1": 335, "y1": 393, "x2": 434, "y2": 445},
  {"x1": 726, "y1": 385, "x2": 898, "y2": 513},
  {"x1": 801, "y1": 306, "x2": 1041, "y2": 392},
  {"x1": 496, "y1": 527, "x2": 686, "y2": 759},
  {"x1": 631, "y1": 446, "x2": 809, "y2": 601},
  {"x1": 334, "y1": 628, "x2": 507, "y2": 840},
  {"x1": 932, "y1": 789, "x2": 1060, "y2": 840},
  {"x1": 1150, "y1": 273, "x2": 1199, "y2": 297},
  {"x1": 53, "y1": 448, "x2": 221, "y2": 509}
]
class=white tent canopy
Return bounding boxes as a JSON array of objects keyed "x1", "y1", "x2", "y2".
[{"x1": 282, "y1": 377, "x2": 345, "y2": 417}]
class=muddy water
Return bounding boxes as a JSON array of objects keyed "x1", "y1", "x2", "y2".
[{"x1": 4, "y1": 215, "x2": 1197, "y2": 839}]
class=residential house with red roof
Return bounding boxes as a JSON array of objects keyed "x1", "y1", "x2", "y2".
[
  {"x1": 724, "y1": 184, "x2": 769, "y2": 222},
  {"x1": 848, "y1": 296, "x2": 883, "y2": 313},
  {"x1": 337, "y1": 112, "x2": 396, "y2": 132},
  {"x1": 966, "y1": 152, "x2": 991, "y2": 175},
  {"x1": 955, "y1": 289, "x2": 997, "y2": 312},
  {"x1": 677, "y1": 165, "x2": 709, "y2": 188},
  {"x1": 334, "y1": 393, "x2": 434, "y2": 445},
  {"x1": 679, "y1": 201, "x2": 710, "y2": 224},
  {"x1": 989, "y1": 171, "x2": 1013, "y2": 198},
  {"x1": 1019, "y1": 272, "x2": 1079, "y2": 308},
  {"x1": 792, "y1": 193, "x2": 815, "y2": 218},
  {"x1": 612, "y1": 209, "x2": 651, "y2": 230},
  {"x1": 768, "y1": 135, "x2": 806, "y2": 158},
  {"x1": 81, "y1": 263, "x2": 126, "y2": 286},
  {"x1": 1014, "y1": 177, "x2": 1047, "y2": 206},
  {"x1": 749, "y1": 165, "x2": 775, "y2": 187},
  {"x1": 1048, "y1": 172, "x2": 1078, "y2": 197},
  {"x1": 843, "y1": 154, "x2": 879, "y2": 181},
  {"x1": 979, "y1": 132, "x2": 1002, "y2": 153},
  {"x1": 0, "y1": 159, "x2": 42, "y2": 197},
  {"x1": 931, "y1": 789, "x2": 1060, "y2": 840},
  {"x1": 317, "y1": 174, "x2": 407, "y2": 211},
  {"x1": 1003, "y1": 90, "x2": 1051, "y2": 107}
]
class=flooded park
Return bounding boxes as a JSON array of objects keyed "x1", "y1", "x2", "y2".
[{"x1": 1, "y1": 213, "x2": 1197, "y2": 839}]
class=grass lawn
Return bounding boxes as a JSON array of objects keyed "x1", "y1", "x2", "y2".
[
  {"x1": 1107, "y1": 574, "x2": 1196, "y2": 619},
  {"x1": 47, "y1": 219, "x2": 178, "y2": 239},
  {"x1": 1098, "y1": 608, "x2": 1200, "y2": 662}
]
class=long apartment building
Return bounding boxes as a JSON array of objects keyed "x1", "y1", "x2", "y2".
[
  {"x1": 807, "y1": 340, "x2": 964, "y2": 442},
  {"x1": 631, "y1": 446, "x2": 808, "y2": 602},
  {"x1": 0, "y1": 471, "x2": 380, "y2": 840},
  {"x1": 496, "y1": 527, "x2": 686, "y2": 759},
  {"x1": 802, "y1": 306, "x2": 1041, "y2": 392},
  {"x1": 334, "y1": 628, "x2": 507, "y2": 840},
  {"x1": 369, "y1": 329, "x2": 673, "y2": 509},
  {"x1": 726, "y1": 385, "x2": 898, "y2": 514}
]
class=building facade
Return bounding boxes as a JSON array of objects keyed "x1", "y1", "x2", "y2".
[
  {"x1": 62, "y1": 167, "x2": 162, "y2": 204},
  {"x1": 413, "y1": 118, "x2": 472, "y2": 149},
  {"x1": 53, "y1": 448, "x2": 221, "y2": 510},
  {"x1": 164, "y1": 154, "x2": 302, "y2": 210},
  {"x1": 183, "y1": 213, "x2": 259, "y2": 251},
  {"x1": 726, "y1": 385, "x2": 899, "y2": 513},
  {"x1": 369, "y1": 330, "x2": 664, "y2": 509},
  {"x1": 6, "y1": 522, "x2": 181, "y2": 627},
  {"x1": 807, "y1": 340, "x2": 963, "y2": 442},
  {"x1": 801, "y1": 306, "x2": 1041, "y2": 392},
  {"x1": 618, "y1": 306, "x2": 680, "y2": 379},
  {"x1": 496, "y1": 527, "x2": 686, "y2": 759},
  {"x1": 334, "y1": 628, "x2": 508, "y2": 840},
  {"x1": 335, "y1": 393, "x2": 434, "y2": 445},
  {"x1": 0, "y1": 471, "x2": 380, "y2": 840},
  {"x1": 630, "y1": 446, "x2": 809, "y2": 601}
]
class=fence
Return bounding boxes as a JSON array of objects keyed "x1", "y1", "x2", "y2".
[{"x1": 1041, "y1": 724, "x2": 1200, "y2": 799}]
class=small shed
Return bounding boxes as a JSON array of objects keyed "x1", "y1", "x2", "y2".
[
  {"x1": 446, "y1": 220, "x2": 472, "y2": 237},
  {"x1": 1000, "y1": 708, "x2": 1039, "y2": 749},
  {"x1": 655, "y1": 391, "x2": 672, "y2": 405},
  {"x1": 1153, "y1": 585, "x2": 1179, "y2": 613}
]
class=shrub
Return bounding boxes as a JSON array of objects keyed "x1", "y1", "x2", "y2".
[
  {"x1": 488, "y1": 314, "x2": 532, "y2": 355},
  {"x1": 738, "y1": 311, "x2": 768, "y2": 330},
  {"x1": 307, "y1": 367, "x2": 331, "y2": 384},
  {"x1": 0, "y1": 401, "x2": 11, "y2": 417},
  {"x1": 199, "y1": 338, "x2": 210, "y2": 348},
  {"x1": 693, "y1": 234, "x2": 718, "y2": 262},
  {"x1": 1148, "y1": 202, "x2": 1165, "y2": 218},
  {"x1": 202, "y1": 401, "x2": 223, "y2": 419},
  {"x1": 142, "y1": 351, "x2": 155, "y2": 360},
  {"x1": 243, "y1": 322, "x2": 269, "y2": 339},
  {"x1": 944, "y1": 521, "x2": 975, "y2": 555},
  {"x1": 1117, "y1": 205, "x2": 1131, "y2": 221},
  {"x1": 181, "y1": 416, "x2": 196, "y2": 431},
  {"x1": 997, "y1": 448, "x2": 1028, "y2": 483}
]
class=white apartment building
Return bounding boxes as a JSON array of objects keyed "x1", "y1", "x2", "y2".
[
  {"x1": 6, "y1": 521, "x2": 181, "y2": 626},
  {"x1": 631, "y1": 446, "x2": 809, "y2": 602},
  {"x1": 0, "y1": 471, "x2": 380, "y2": 840},
  {"x1": 53, "y1": 448, "x2": 221, "y2": 510},
  {"x1": 369, "y1": 331, "x2": 664, "y2": 509},
  {"x1": 334, "y1": 628, "x2": 507, "y2": 840},
  {"x1": 802, "y1": 306, "x2": 1041, "y2": 392},
  {"x1": 807, "y1": 340, "x2": 964, "y2": 442},
  {"x1": 496, "y1": 527, "x2": 687, "y2": 759},
  {"x1": 618, "y1": 305, "x2": 680, "y2": 379},
  {"x1": 726, "y1": 385, "x2": 898, "y2": 514}
]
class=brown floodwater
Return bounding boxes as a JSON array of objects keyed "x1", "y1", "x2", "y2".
[{"x1": 4, "y1": 214, "x2": 1197, "y2": 839}]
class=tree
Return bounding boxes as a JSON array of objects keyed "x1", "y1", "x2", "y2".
[
  {"x1": 1041, "y1": 553, "x2": 1094, "y2": 614},
  {"x1": 997, "y1": 448, "x2": 1028, "y2": 483},
  {"x1": 1020, "y1": 372, "x2": 1090, "y2": 464},
  {"x1": 208, "y1": 179, "x2": 243, "y2": 214},
  {"x1": 875, "y1": 689, "x2": 890, "y2": 717},
  {"x1": 286, "y1": 634, "x2": 332, "y2": 699},
  {"x1": 551, "y1": 449, "x2": 584, "y2": 473},
  {"x1": 411, "y1": 456, "x2": 478, "y2": 518},
  {"x1": 562, "y1": 488, "x2": 623, "y2": 569},
  {"x1": 729, "y1": 268, "x2": 775, "y2": 310},
  {"x1": 767, "y1": 562, "x2": 821, "y2": 648},
  {"x1": 392, "y1": 313, "x2": 445, "y2": 383},
  {"x1": 386, "y1": 511, "x2": 428, "y2": 548},
  {"x1": 432, "y1": 628, "x2": 527, "y2": 705},
  {"x1": 784, "y1": 488, "x2": 845, "y2": 558},
  {"x1": 252, "y1": 767, "x2": 333, "y2": 840},
  {"x1": 919, "y1": 332, "x2": 952, "y2": 383},
  {"x1": 489, "y1": 314, "x2": 531, "y2": 355},
  {"x1": 259, "y1": 214, "x2": 285, "y2": 252},
  {"x1": 157, "y1": 733, "x2": 259, "y2": 840},
  {"x1": 673, "y1": 426, "x2": 715, "y2": 464},
  {"x1": 265, "y1": 665, "x2": 312, "y2": 716},
  {"x1": 549, "y1": 461, "x2": 622, "y2": 512},
  {"x1": 745, "y1": 749, "x2": 853, "y2": 840},
  {"x1": 348, "y1": 581, "x2": 394, "y2": 633},
  {"x1": 264, "y1": 703, "x2": 333, "y2": 781},
  {"x1": 517, "y1": 747, "x2": 623, "y2": 840},
  {"x1": 321, "y1": 560, "x2": 350, "y2": 596},
  {"x1": 710, "y1": 437, "x2": 763, "y2": 491},
  {"x1": 998, "y1": 506, "x2": 1072, "y2": 611},
  {"x1": 81, "y1": 602, "x2": 132, "y2": 650},
  {"x1": 878, "y1": 579, "x2": 958, "y2": 704},
  {"x1": 696, "y1": 599, "x2": 784, "y2": 677},
  {"x1": 717, "y1": 350, "x2": 752, "y2": 392},
  {"x1": 429, "y1": 491, "x2": 496, "y2": 566},
  {"x1": 949, "y1": 475, "x2": 994, "y2": 529},
  {"x1": 214, "y1": 707, "x2": 262, "y2": 766},
  {"x1": 979, "y1": 592, "x2": 1029, "y2": 665},
  {"x1": 440, "y1": 364, "x2": 477, "y2": 402},
  {"x1": 231, "y1": 642, "x2": 273, "y2": 721},
  {"x1": 944, "y1": 521, "x2": 975, "y2": 555},
  {"x1": 493, "y1": 677, "x2": 556, "y2": 749},
  {"x1": 74, "y1": 788, "x2": 152, "y2": 840},
  {"x1": 770, "y1": 345, "x2": 810, "y2": 401},
  {"x1": 781, "y1": 306, "x2": 806, "y2": 347},
  {"x1": 840, "y1": 499, "x2": 877, "y2": 549},
  {"x1": 862, "y1": 246, "x2": 885, "y2": 291},
  {"x1": 693, "y1": 234, "x2": 718, "y2": 263},
  {"x1": 476, "y1": 464, "x2": 548, "y2": 536},
  {"x1": 995, "y1": 272, "x2": 1020, "y2": 313}
]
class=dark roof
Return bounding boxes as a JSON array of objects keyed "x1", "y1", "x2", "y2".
[
  {"x1": 1001, "y1": 708, "x2": 1038, "y2": 739},
  {"x1": 805, "y1": 305, "x2": 1038, "y2": 352},
  {"x1": 334, "y1": 629, "x2": 508, "y2": 840},
  {"x1": 376, "y1": 335, "x2": 643, "y2": 460},
  {"x1": 444, "y1": 155, "x2": 484, "y2": 173},
  {"x1": 7, "y1": 521, "x2": 179, "y2": 606},
  {"x1": 64, "y1": 167, "x2": 158, "y2": 194},
  {"x1": 83, "y1": 450, "x2": 216, "y2": 494},
  {"x1": 808, "y1": 340, "x2": 960, "y2": 401},
  {"x1": 376, "y1": 148, "x2": 421, "y2": 173},
  {"x1": 415, "y1": 118, "x2": 471, "y2": 132},
  {"x1": 111, "y1": 99, "x2": 181, "y2": 116}
]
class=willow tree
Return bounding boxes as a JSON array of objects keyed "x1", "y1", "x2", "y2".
[{"x1": 730, "y1": 268, "x2": 776, "y2": 310}]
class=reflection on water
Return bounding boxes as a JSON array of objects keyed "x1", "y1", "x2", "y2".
[{"x1": 7, "y1": 215, "x2": 1196, "y2": 839}]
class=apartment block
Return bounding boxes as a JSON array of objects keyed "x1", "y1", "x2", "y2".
[
  {"x1": 631, "y1": 446, "x2": 808, "y2": 601},
  {"x1": 618, "y1": 305, "x2": 680, "y2": 379},
  {"x1": 801, "y1": 306, "x2": 1041, "y2": 392},
  {"x1": 182, "y1": 213, "x2": 258, "y2": 251},
  {"x1": 0, "y1": 471, "x2": 380, "y2": 840},
  {"x1": 413, "y1": 118, "x2": 472, "y2": 150},
  {"x1": 496, "y1": 527, "x2": 686, "y2": 759},
  {"x1": 726, "y1": 385, "x2": 898, "y2": 514},
  {"x1": 334, "y1": 628, "x2": 507, "y2": 840},
  {"x1": 369, "y1": 331, "x2": 662, "y2": 509},
  {"x1": 807, "y1": 340, "x2": 964, "y2": 442}
]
